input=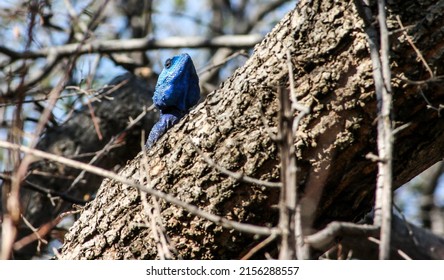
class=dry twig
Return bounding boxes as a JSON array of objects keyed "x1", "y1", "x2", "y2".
[
  {"x1": 188, "y1": 138, "x2": 282, "y2": 188},
  {"x1": 355, "y1": 0, "x2": 394, "y2": 260},
  {"x1": 0, "y1": 140, "x2": 280, "y2": 238}
]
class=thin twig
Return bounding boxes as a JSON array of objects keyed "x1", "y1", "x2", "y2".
[
  {"x1": 85, "y1": 98, "x2": 103, "y2": 140},
  {"x1": 366, "y1": 236, "x2": 412, "y2": 259},
  {"x1": 376, "y1": 0, "x2": 394, "y2": 260},
  {"x1": 277, "y1": 50, "x2": 310, "y2": 260},
  {"x1": 305, "y1": 221, "x2": 379, "y2": 250},
  {"x1": 25, "y1": 180, "x2": 88, "y2": 205},
  {"x1": 198, "y1": 50, "x2": 248, "y2": 75},
  {"x1": 0, "y1": 140, "x2": 280, "y2": 237},
  {"x1": 287, "y1": 49, "x2": 310, "y2": 260},
  {"x1": 140, "y1": 132, "x2": 176, "y2": 259},
  {"x1": 139, "y1": 190, "x2": 172, "y2": 259},
  {"x1": 258, "y1": 101, "x2": 280, "y2": 142},
  {"x1": 277, "y1": 87, "x2": 298, "y2": 260},
  {"x1": 7, "y1": 50, "x2": 59, "y2": 95},
  {"x1": 393, "y1": 203, "x2": 420, "y2": 246},
  {"x1": 188, "y1": 137, "x2": 282, "y2": 188},
  {"x1": 244, "y1": 0, "x2": 291, "y2": 33},
  {"x1": 13, "y1": 209, "x2": 80, "y2": 252},
  {"x1": 241, "y1": 234, "x2": 277, "y2": 260},
  {"x1": 396, "y1": 249, "x2": 412, "y2": 260},
  {"x1": 395, "y1": 16, "x2": 433, "y2": 79},
  {"x1": 419, "y1": 88, "x2": 443, "y2": 116},
  {"x1": 355, "y1": 0, "x2": 394, "y2": 260},
  {"x1": 19, "y1": 214, "x2": 48, "y2": 248},
  {"x1": 0, "y1": 91, "x2": 93, "y2": 107},
  {"x1": 1, "y1": 3, "x2": 41, "y2": 259},
  {"x1": 67, "y1": 104, "x2": 154, "y2": 193}
]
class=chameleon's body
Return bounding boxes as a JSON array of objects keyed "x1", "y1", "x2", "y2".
[{"x1": 146, "y1": 53, "x2": 200, "y2": 148}]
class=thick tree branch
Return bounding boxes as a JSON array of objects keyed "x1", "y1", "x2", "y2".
[{"x1": 306, "y1": 214, "x2": 444, "y2": 259}]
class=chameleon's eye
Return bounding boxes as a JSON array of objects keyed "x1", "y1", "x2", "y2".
[{"x1": 164, "y1": 58, "x2": 172, "y2": 69}]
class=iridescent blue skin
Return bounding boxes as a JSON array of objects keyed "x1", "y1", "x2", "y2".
[{"x1": 146, "y1": 53, "x2": 200, "y2": 148}]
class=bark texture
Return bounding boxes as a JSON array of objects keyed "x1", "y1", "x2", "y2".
[{"x1": 60, "y1": 0, "x2": 444, "y2": 259}]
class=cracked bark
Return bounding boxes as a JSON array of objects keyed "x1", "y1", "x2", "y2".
[{"x1": 60, "y1": 0, "x2": 444, "y2": 259}]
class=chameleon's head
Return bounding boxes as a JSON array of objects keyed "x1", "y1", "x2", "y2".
[{"x1": 153, "y1": 53, "x2": 200, "y2": 113}]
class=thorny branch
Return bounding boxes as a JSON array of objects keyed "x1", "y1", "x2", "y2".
[
  {"x1": 278, "y1": 50, "x2": 310, "y2": 260},
  {"x1": 375, "y1": 0, "x2": 394, "y2": 260},
  {"x1": 277, "y1": 87, "x2": 298, "y2": 260},
  {"x1": 354, "y1": 0, "x2": 394, "y2": 260}
]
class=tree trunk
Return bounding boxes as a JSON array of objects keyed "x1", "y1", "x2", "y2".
[{"x1": 60, "y1": 0, "x2": 444, "y2": 259}]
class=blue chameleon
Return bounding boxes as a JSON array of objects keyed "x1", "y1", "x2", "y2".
[{"x1": 146, "y1": 53, "x2": 200, "y2": 148}]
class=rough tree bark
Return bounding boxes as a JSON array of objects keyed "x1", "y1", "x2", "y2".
[{"x1": 60, "y1": 0, "x2": 444, "y2": 259}]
